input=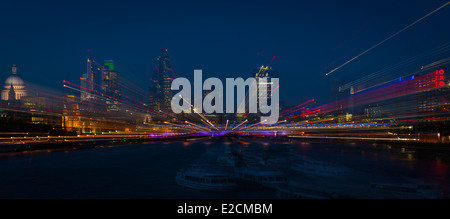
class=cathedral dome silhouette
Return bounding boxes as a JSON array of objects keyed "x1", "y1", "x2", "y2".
[{"x1": 1, "y1": 64, "x2": 27, "y2": 101}]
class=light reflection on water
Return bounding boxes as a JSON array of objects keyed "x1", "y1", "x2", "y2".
[{"x1": 0, "y1": 137, "x2": 448, "y2": 199}]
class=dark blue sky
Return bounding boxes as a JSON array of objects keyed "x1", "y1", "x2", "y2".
[{"x1": 1, "y1": 0, "x2": 449, "y2": 105}]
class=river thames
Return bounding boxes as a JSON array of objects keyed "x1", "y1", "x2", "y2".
[{"x1": 0, "y1": 137, "x2": 449, "y2": 199}]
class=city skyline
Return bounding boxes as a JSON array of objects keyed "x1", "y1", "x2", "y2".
[
  {"x1": 2, "y1": 0, "x2": 450, "y2": 203},
  {"x1": 1, "y1": 0, "x2": 450, "y2": 105}
]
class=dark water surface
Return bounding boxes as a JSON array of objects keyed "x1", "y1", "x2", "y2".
[{"x1": 0, "y1": 137, "x2": 449, "y2": 198}]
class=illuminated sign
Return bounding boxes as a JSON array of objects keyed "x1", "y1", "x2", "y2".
[{"x1": 435, "y1": 68, "x2": 445, "y2": 87}]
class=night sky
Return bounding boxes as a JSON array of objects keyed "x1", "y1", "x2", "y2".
[{"x1": 1, "y1": 0, "x2": 449, "y2": 105}]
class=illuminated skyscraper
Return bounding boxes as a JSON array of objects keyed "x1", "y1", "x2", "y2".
[
  {"x1": 148, "y1": 73, "x2": 160, "y2": 111},
  {"x1": 254, "y1": 65, "x2": 279, "y2": 121},
  {"x1": 80, "y1": 59, "x2": 101, "y2": 102},
  {"x1": 235, "y1": 65, "x2": 279, "y2": 123},
  {"x1": 102, "y1": 60, "x2": 121, "y2": 112},
  {"x1": 254, "y1": 65, "x2": 279, "y2": 106},
  {"x1": 149, "y1": 48, "x2": 174, "y2": 112}
]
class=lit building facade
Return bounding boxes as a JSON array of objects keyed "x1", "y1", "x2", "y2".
[
  {"x1": 1, "y1": 64, "x2": 27, "y2": 101},
  {"x1": 317, "y1": 59, "x2": 450, "y2": 132},
  {"x1": 102, "y1": 60, "x2": 121, "y2": 112},
  {"x1": 80, "y1": 59, "x2": 101, "y2": 102}
]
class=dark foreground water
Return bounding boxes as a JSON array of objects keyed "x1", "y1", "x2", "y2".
[{"x1": 0, "y1": 137, "x2": 449, "y2": 199}]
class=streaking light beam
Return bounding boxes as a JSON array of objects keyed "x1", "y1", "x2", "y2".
[{"x1": 325, "y1": 1, "x2": 450, "y2": 76}]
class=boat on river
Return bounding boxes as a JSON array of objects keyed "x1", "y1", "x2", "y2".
[
  {"x1": 291, "y1": 156, "x2": 349, "y2": 177},
  {"x1": 235, "y1": 166, "x2": 288, "y2": 188},
  {"x1": 176, "y1": 165, "x2": 237, "y2": 192}
]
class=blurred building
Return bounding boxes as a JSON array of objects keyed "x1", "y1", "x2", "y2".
[
  {"x1": 102, "y1": 60, "x2": 121, "y2": 112},
  {"x1": 234, "y1": 65, "x2": 280, "y2": 124},
  {"x1": 323, "y1": 58, "x2": 450, "y2": 131},
  {"x1": 148, "y1": 75, "x2": 160, "y2": 111},
  {"x1": 252, "y1": 65, "x2": 279, "y2": 123},
  {"x1": 149, "y1": 48, "x2": 174, "y2": 112},
  {"x1": 80, "y1": 59, "x2": 101, "y2": 102},
  {"x1": 21, "y1": 95, "x2": 61, "y2": 127},
  {"x1": 1, "y1": 64, "x2": 27, "y2": 101},
  {"x1": 62, "y1": 93, "x2": 81, "y2": 133},
  {"x1": 76, "y1": 58, "x2": 127, "y2": 133}
]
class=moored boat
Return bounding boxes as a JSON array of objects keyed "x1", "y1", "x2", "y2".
[
  {"x1": 235, "y1": 166, "x2": 288, "y2": 188},
  {"x1": 176, "y1": 165, "x2": 237, "y2": 192}
]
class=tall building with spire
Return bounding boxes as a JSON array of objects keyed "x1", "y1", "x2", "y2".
[
  {"x1": 80, "y1": 59, "x2": 100, "y2": 102},
  {"x1": 1, "y1": 64, "x2": 27, "y2": 101},
  {"x1": 149, "y1": 48, "x2": 175, "y2": 112}
]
